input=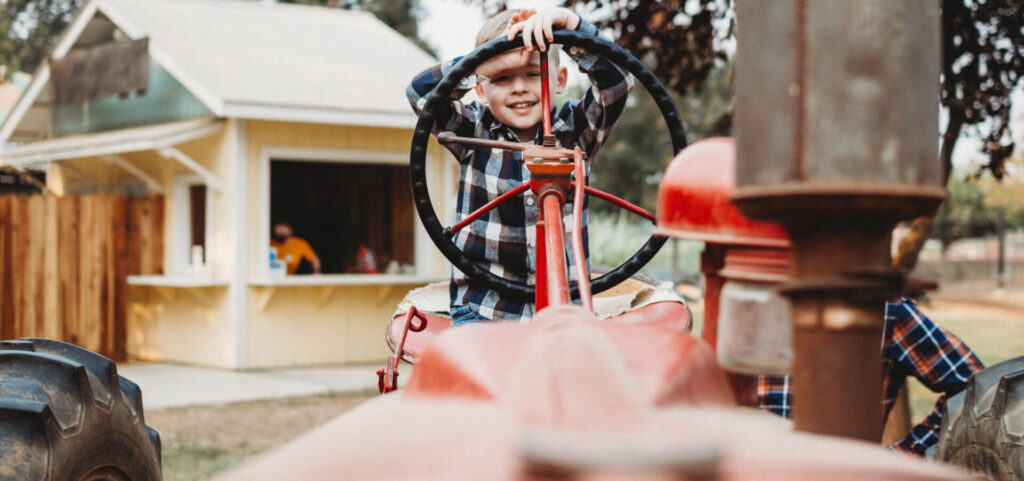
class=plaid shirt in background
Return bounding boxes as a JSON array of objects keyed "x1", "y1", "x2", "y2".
[
  {"x1": 406, "y1": 19, "x2": 633, "y2": 321},
  {"x1": 757, "y1": 298, "x2": 984, "y2": 455}
]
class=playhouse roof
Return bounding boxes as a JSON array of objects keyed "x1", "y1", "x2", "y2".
[{"x1": 0, "y1": 0, "x2": 437, "y2": 146}]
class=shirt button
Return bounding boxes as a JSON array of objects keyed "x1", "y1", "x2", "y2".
[{"x1": 525, "y1": 197, "x2": 535, "y2": 206}]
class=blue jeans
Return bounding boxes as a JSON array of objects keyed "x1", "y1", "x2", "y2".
[{"x1": 450, "y1": 305, "x2": 485, "y2": 327}]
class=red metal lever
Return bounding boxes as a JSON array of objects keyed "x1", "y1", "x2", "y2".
[{"x1": 377, "y1": 306, "x2": 428, "y2": 394}]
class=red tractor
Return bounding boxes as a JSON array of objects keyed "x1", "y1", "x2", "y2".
[
  {"x1": 0, "y1": 9, "x2": 1018, "y2": 481},
  {"x1": 213, "y1": 29, "x2": 972, "y2": 481}
]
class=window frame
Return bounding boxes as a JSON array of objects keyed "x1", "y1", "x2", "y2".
[
  {"x1": 257, "y1": 146, "x2": 436, "y2": 280},
  {"x1": 168, "y1": 172, "x2": 213, "y2": 276}
]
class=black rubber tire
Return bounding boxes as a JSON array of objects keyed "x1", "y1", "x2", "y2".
[
  {"x1": 410, "y1": 29, "x2": 683, "y2": 301},
  {"x1": 0, "y1": 338, "x2": 161, "y2": 481},
  {"x1": 936, "y1": 355, "x2": 1024, "y2": 480}
]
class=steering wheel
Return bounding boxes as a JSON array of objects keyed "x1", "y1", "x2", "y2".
[{"x1": 409, "y1": 29, "x2": 687, "y2": 301}]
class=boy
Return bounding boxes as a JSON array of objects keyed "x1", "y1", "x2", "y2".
[{"x1": 407, "y1": 8, "x2": 632, "y2": 324}]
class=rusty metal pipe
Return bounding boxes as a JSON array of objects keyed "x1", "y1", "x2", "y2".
[
  {"x1": 732, "y1": 0, "x2": 942, "y2": 440},
  {"x1": 541, "y1": 191, "x2": 570, "y2": 307}
]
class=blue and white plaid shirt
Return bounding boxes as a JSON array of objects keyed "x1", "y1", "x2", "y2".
[
  {"x1": 406, "y1": 20, "x2": 632, "y2": 321},
  {"x1": 757, "y1": 298, "x2": 984, "y2": 455}
]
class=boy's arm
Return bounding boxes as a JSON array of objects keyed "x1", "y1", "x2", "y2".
[
  {"x1": 562, "y1": 19, "x2": 633, "y2": 157},
  {"x1": 406, "y1": 59, "x2": 477, "y2": 159}
]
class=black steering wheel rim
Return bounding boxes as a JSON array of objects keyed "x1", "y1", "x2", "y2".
[{"x1": 410, "y1": 29, "x2": 687, "y2": 300}]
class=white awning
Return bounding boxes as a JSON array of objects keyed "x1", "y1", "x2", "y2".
[{"x1": 0, "y1": 117, "x2": 223, "y2": 166}]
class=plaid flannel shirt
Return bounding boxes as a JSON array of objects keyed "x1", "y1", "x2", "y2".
[
  {"x1": 757, "y1": 298, "x2": 984, "y2": 455},
  {"x1": 406, "y1": 20, "x2": 632, "y2": 321}
]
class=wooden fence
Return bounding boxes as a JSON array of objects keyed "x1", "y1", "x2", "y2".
[{"x1": 0, "y1": 194, "x2": 164, "y2": 361}]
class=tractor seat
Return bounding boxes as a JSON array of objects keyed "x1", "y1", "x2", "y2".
[{"x1": 386, "y1": 274, "x2": 691, "y2": 363}]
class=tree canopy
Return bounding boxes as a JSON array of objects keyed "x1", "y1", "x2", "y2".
[
  {"x1": 1, "y1": 0, "x2": 83, "y2": 76},
  {"x1": 940, "y1": 0, "x2": 1023, "y2": 181}
]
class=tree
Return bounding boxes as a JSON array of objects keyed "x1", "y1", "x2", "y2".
[
  {"x1": 940, "y1": 0, "x2": 1023, "y2": 182},
  {"x1": 897, "y1": 0, "x2": 1023, "y2": 271},
  {"x1": 590, "y1": 59, "x2": 732, "y2": 212},
  {"x1": 931, "y1": 176, "x2": 999, "y2": 250},
  {"x1": 0, "y1": 0, "x2": 83, "y2": 76}
]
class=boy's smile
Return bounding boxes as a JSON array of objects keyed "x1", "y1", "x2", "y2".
[{"x1": 475, "y1": 48, "x2": 567, "y2": 141}]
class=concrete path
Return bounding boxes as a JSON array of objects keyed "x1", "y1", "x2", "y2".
[{"x1": 118, "y1": 362, "x2": 387, "y2": 410}]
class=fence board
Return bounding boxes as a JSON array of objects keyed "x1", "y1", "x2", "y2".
[
  {"x1": 12, "y1": 196, "x2": 28, "y2": 337},
  {"x1": 101, "y1": 196, "x2": 115, "y2": 357},
  {"x1": 58, "y1": 196, "x2": 80, "y2": 340},
  {"x1": 27, "y1": 195, "x2": 46, "y2": 338},
  {"x1": 0, "y1": 196, "x2": 12, "y2": 338},
  {"x1": 82, "y1": 195, "x2": 102, "y2": 352},
  {"x1": 42, "y1": 196, "x2": 60, "y2": 339},
  {"x1": 111, "y1": 197, "x2": 128, "y2": 361},
  {"x1": 1, "y1": 194, "x2": 161, "y2": 359}
]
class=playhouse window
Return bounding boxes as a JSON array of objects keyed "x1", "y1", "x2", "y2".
[
  {"x1": 170, "y1": 173, "x2": 211, "y2": 275},
  {"x1": 269, "y1": 159, "x2": 415, "y2": 274}
]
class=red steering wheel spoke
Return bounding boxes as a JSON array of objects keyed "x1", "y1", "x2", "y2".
[
  {"x1": 446, "y1": 181, "x2": 531, "y2": 237},
  {"x1": 582, "y1": 186, "x2": 656, "y2": 223}
]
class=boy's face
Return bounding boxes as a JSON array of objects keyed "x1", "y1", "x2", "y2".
[{"x1": 475, "y1": 48, "x2": 568, "y2": 141}]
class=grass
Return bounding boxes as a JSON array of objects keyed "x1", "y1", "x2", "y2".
[
  {"x1": 588, "y1": 211, "x2": 703, "y2": 283},
  {"x1": 161, "y1": 446, "x2": 254, "y2": 481}
]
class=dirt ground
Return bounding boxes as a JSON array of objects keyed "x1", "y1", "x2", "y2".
[
  {"x1": 148, "y1": 286, "x2": 1024, "y2": 481},
  {"x1": 148, "y1": 392, "x2": 377, "y2": 481}
]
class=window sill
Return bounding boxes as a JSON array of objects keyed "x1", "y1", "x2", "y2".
[
  {"x1": 247, "y1": 274, "x2": 441, "y2": 287},
  {"x1": 126, "y1": 275, "x2": 230, "y2": 287}
]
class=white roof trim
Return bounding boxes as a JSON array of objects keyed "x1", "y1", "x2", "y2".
[
  {"x1": 0, "y1": 117, "x2": 224, "y2": 166},
  {"x1": 158, "y1": 146, "x2": 223, "y2": 192},
  {"x1": 0, "y1": 64, "x2": 51, "y2": 144},
  {"x1": 222, "y1": 102, "x2": 418, "y2": 129}
]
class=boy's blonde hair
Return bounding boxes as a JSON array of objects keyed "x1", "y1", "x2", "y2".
[
  {"x1": 475, "y1": 9, "x2": 519, "y2": 48},
  {"x1": 474, "y1": 8, "x2": 564, "y2": 69}
]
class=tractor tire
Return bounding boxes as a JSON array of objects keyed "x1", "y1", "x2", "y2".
[
  {"x1": 0, "y1": 338, "x2": 162, "y2": 481},
  {"x1": 936, "y1": 355, "x2": 1024, "y2": 480}
]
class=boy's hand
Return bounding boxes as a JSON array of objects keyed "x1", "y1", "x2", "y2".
[{"x1": 506, "y1": 7, "x2": 580, "y2": 53}]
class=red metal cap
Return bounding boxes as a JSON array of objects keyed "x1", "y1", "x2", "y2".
[{"x1": 655, "y1": 138, "x2": 791, "y2": 248}]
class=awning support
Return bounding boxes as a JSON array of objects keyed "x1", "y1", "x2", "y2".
[
  {"x1": 102, "y1": 154, "x2": 165, "y2": 194},
  {"x1": 158, "y1": 147, "x2": 223, "y2": 192}
]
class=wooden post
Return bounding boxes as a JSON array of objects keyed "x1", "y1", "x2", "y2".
[{"x1": 882, "y1": 385, "x2": 913, "y2": 446}]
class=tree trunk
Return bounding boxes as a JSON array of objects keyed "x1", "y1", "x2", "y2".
[{"x1": 891, "y1": 109, "x2": 964, "y2": 272}]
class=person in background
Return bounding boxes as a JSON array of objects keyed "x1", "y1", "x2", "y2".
[
  {"x1": 270, "y1": 220, "x2": 321, "y2": 275},
  {"x1": 756, "y1": 298, "x2": 984, "y2": 456}
]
